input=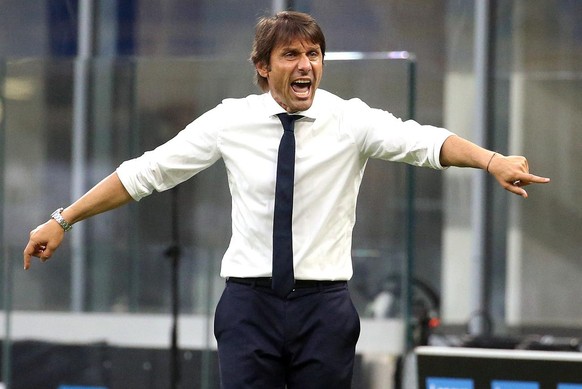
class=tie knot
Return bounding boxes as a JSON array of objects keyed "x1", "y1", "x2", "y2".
[{"x1": 277, "y1": 113, "x2": 302, "y2": 132}]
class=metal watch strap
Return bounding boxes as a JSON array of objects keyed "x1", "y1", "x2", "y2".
[{"x1": 51, "y1": 208, "x2": 73, "y2": 232}]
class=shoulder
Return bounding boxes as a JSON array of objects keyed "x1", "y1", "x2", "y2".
[
  {"x1": 316, "y1": 89, "x2": 373, "y2": 113},
  {"x1": 220, "y1": 93, "x2": 267, "y2": 112},
  {"x1": 191, "y1": 93, "x2": 266, "y2": 127}
]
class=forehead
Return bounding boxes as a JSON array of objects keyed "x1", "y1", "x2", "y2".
[{"x1": 273, "y1": 38, "x2": 321, "y2": 52}]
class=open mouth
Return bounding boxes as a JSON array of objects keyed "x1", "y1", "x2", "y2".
[{"x1": 291, "y1": 79, "x2": 312, "y2": 97}]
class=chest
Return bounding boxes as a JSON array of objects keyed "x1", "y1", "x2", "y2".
[{"x1": 220, "y1": 119, "x2": 361, "y2": 193}]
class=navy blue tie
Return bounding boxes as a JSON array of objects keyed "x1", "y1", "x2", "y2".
[{"x1": 272, "y1": 113, "x2": 302, "y2": 298}]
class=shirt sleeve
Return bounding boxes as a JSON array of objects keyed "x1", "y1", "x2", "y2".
[
  {"x1": 116, "y1": 105, "x2": 224, "y2": 201},
  {"x1": 345, "y1": 98, "x2": 454, "y2": 169}
]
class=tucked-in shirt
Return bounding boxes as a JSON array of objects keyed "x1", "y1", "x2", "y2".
[{"x1": 116, "y1": 89, "x2": 453, "y2": 281}]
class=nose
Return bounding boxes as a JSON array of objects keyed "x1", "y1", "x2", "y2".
[{"x1": 297, "y1": 54, "x2": 311, "y2": 73}]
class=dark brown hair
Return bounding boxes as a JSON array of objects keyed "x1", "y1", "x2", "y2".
[{"x1": 250, "y1": 11, "x2": 326, "y2": 91}]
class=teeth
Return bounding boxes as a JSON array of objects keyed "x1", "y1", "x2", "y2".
[{"x1": 291, "y1": 79, "x2": 311, "y2": 97}]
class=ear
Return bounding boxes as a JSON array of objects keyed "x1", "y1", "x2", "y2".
[{"x1": 256, "y1": 61, "x2": 270, "y2": 78}]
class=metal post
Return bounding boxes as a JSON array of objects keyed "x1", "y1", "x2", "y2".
[
  {"x1": 272, "y1": 0, "x2": 296, "y2": 13},
  {"x1": 1, "y1": 61, "x2": 10, "y2": 387},
  {"x1": 70, "y1": 0, "x2": 94, "y2": 312},
  {"x1": 272, "y1": 0, "x2": 285, "y2": 13},
  {"x1": 468, "y1": 0, "x2": 491, "y2": 336},
  {"x1": 2, "y1": 246, "x2": 12, "y2": 389},
  {"x1": 404, "y1": 56, "x2": 417, "y2": 350}
]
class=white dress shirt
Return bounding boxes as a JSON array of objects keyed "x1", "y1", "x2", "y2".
[{"x1": 116, "y1": 89, "x2": 453, "y2": 281}]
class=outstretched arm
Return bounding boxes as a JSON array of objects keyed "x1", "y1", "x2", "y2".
[
  {"x1": 23, "y1": 172, "x2": 134, "y2": 270},
  {"x1": 439, "y1": 135, "x2": 550, "y2": 198}
]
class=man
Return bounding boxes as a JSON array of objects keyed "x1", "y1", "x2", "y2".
[{"x1": 23, "y1": 11, "x2": 549, "y2": 389}]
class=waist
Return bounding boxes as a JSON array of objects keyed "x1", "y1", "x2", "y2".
[{"x1": 227, "y1": 277, "x2": 346, "y2": 289}]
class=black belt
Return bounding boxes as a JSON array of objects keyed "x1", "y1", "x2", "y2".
[{"x1": 227, "y1": 277, "x2": 346, "y2": 289}]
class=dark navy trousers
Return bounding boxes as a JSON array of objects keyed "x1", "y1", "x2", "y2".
[{"x1": 214, "y1": 281, "x2": 361, "y2": 389}]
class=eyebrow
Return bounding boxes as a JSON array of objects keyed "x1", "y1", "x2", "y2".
[{"x1": 278, "y1": 42, "x2": 321, "y2": 52}]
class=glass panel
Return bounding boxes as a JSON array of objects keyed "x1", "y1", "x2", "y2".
[
  {"x1": 440, "y1": 0, "x2": 582, "y2": 345},
  {"x1": 502, "y1": 0, "x2": 582, "y2": 331},
  {"x1": 1, "y1": 55, "x2": 415, "y2": 388},
  {"x1": 3, "y1": 56, "x2": 413, "y2": 315}
]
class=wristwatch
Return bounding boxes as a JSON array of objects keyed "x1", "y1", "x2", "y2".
[{"x1": 51, "y1": 208, "x2": 73, "y2": 232}]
